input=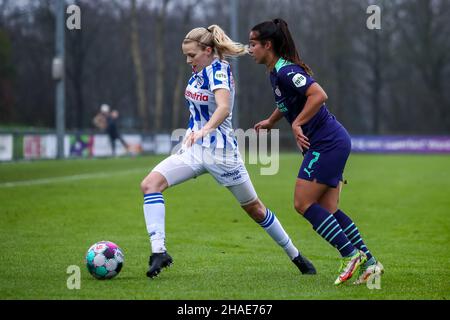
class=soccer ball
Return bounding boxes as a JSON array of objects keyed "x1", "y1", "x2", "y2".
[{"x1": 85, "y1": 241, "x2": 124, "y2": 279}]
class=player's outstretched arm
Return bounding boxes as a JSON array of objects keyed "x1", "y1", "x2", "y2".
[{"x1": 254, "y1": 108, "x2": 283, "y2": 133}]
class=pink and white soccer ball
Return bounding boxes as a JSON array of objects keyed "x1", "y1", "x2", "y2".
[{"x1": 86, "y1": 241, "x2": 124, "y2": 279}]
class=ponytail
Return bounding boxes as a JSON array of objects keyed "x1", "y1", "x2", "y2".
[
  {"x1": 183, "y1": 25, "x2": 247, "y2": 60},
  {"x1": 208, "y1": 24, "x2": 247, "y2": 59},
  {"x1": 251, "y1": 18, "x2": 313, "y2": 76}
]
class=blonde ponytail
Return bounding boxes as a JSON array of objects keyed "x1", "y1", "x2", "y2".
[
  {"x1": 207, "y1": 24, "x2": 247, "y2": 59},
  {"x1": 183, "y1": 25, "x2": 247, "y2": 60}
]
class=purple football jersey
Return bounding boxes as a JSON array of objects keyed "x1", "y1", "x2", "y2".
[{"x1": 269, "y1": 58, "x2": 343, "y2": 146}]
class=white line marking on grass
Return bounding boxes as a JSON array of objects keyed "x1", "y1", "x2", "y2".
[{"x1": 0, "y1": 168, "x2": 148, "y2": 188}]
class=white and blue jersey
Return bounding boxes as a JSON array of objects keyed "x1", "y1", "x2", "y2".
[
  {"x1": 184, "y1": 58, "x2": 238, "y2": 150},
  {"x1": 151, "y1": 58, "x2": 251, "y2": 187}
]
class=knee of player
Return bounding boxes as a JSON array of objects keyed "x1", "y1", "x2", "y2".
[
  {"x1": 243, "y1": 200, "x2": 266, "y2": 222},
  {"x1": 318, "y1": 200, "x2": 338, "y2": 215},
  {"x1": 140, "y1": 175, "x2": 164, "y2": 194},
  {"x1": 294, "y1": 199, "x2": 311, "y2": 216},
  {"x1": 140, "y1": 179, "x2": 150, "y2": 194}
]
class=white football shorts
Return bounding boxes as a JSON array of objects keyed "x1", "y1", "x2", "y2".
[{"x1": 151, "y1": 144, "x2": 258, "y2": 205}]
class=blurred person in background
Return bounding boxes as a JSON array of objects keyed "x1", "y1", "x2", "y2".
[{"x1": 93, "y1": 104, "x2": 129, "y2": 156}]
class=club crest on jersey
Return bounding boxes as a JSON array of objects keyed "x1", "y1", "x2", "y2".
[
  {"x1": 195, "y1": 76, "x2": 204, "y2": 87},
  {"x1": 275, "y1": 86, "x2": 281, "y2": 97},
  {"x1": 292, "y1": 73, "x2": 307, "y2": 88},
  {"x1": 185, "y1": 90, "x2": 209, "y2": 102},
  {"x1": 214, "y1": 70, "x2": 228, "y2": 82}
]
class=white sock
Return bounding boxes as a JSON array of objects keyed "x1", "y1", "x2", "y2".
[
  {"x1": 258, "y1": 209, "x2": 299, "y2": 259},
  {"x1": 143, "y1": 193, "x2": 166, "y2": 253}
]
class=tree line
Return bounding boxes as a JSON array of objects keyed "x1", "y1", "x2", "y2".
[{"x1": 0, "y1": 0, "x2": 449, "y2": 135}]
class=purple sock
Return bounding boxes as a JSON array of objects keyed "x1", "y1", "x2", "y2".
[
  {"x1": 333, "y1": 209, "x2": 374, "y2": 261},
  {"x1": 303, "y1": 204, "x2": 356, "y2": 257}
]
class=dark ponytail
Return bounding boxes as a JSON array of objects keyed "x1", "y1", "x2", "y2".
[{"x1": 251, "y1": 18, "x2": 313, "y2": 76}]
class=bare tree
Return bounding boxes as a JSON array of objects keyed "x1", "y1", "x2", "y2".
[
  {"x1": 393, "y1": 0, "x2": 450, "y2": 132},
  {"x1": 0, "y1": 28, "x2": 14, "y2": 122},
  {"x1": 130, "y1": 0, "x2": 149, "y2": 131},
  {"x1": 154, "y1": 0, "x2": 171, "y2": 132},
  {"x1": 0, "y1": 0, "x2": 11, "y2": 28},
  {"x1": 66, "y1": 0, "x2": 102, "y2": 129},
  {"x1": 171, "y1": 0, "x2": 199, "y2": 129}
]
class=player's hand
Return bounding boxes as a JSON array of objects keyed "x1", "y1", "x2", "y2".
[
  {"x1": 254, "y1": 119, "x2": 274, "y2": 133},
  {"x1": 292, "y1": 123, "x2": 310, "y2": 152},
  {"x1": 184, "y1": 129, "x2": 208, "y2": 147}
]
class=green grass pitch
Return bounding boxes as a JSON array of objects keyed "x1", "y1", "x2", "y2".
[{"x1": 0, "y1": 154, "x2": 449, "y2": 299}]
